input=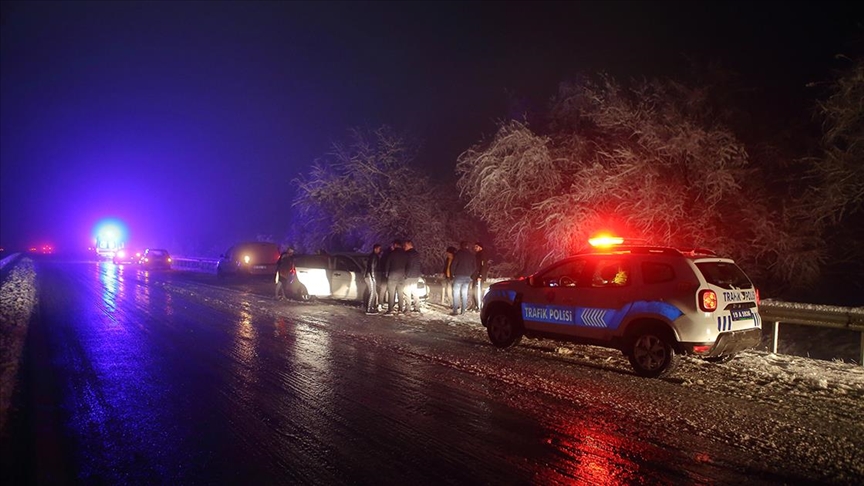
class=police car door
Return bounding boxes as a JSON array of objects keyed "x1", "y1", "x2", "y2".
[
  {"x1": 571, "y1": 257, "x2": 635, "y2": 340},
  {"x1": 521, "y1": 258, "x2": 588, "y2": 335}
]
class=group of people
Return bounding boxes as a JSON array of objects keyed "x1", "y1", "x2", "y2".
[
  {"x1": 274, "y1": 239, "x2": 488, "y2": 318},
  {"x1": 441, "y1": 241, "x2": 486, "y2": 316},
  {"x1": 364, "y1": 239, "x2": 424, "y2": 316}
]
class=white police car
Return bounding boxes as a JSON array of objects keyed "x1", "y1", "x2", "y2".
[{"x1": 480, "y1": 238, "x2": 762, "y2": 378}]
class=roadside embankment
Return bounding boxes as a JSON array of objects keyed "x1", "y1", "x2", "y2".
[{"x1": 0, "y1": 256, "x2": 37, "y2": 434}]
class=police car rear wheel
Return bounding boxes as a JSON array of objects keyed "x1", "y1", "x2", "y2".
[
  {"x1": 487, "y1": 310, "x2": 523, "y2": 348},
  {"x1": 628, "y1": 333, "x2": 680, "y2": 378}
]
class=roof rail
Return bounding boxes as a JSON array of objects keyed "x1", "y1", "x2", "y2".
[{"x1": 679, "y1": 247, "x2": 718, "y2": 257}]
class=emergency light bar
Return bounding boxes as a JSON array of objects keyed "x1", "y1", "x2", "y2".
[{"x1": 588, "y1": 235, "x2": 625, "y2": 247}]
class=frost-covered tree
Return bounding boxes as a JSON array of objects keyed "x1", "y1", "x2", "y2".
[
  {"x1": 457, "y1": 75, "x2": 818, "y2": 289},
  {"x1": 291, "y1": 125, "x2": 472, "y2": 272},
  {"x1": 802, "y1": 57, "x2": 864, "y2": 295},
  {"x1": 812, "y1": 57, "x2": 864, "y2": 224}
]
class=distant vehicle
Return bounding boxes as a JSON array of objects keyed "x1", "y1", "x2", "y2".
[
  {"x1": 293, "y1": 252, "x2": 428, "y2": 304},
  {"x1": 481, "y1": 237, "x2": 762, "y2": 378},
  {"x1": 95, "y1": 228, "x2": 123, "y2": 259},
  {"x1": 113, "y1": 248, "x2": 142, "y2": 265},
  {"x1": 140, "y1": 249, "x2": 172, "y2": 270},
  {"x1": 216, "y1": 242, "x2": 280, "y2": 277},
  {"x1": 29, "y1": 244, "x2": 54, "y2": 254}
]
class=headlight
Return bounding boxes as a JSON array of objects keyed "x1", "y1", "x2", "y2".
[{"x1": 243, "y1": 255, "x2": 251, "y2": 264}]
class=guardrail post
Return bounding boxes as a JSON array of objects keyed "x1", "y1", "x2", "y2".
[
  {"x1": 860, "y1": 332, "x2": 863, "y2": 366},
  {"x1": 771, "y1": 321, "x2": 780, "y2": 354}
]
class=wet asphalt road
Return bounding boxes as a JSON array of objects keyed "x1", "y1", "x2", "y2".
[{"x1": 3, "y1": 258, "x2": 830, "y2": 485}]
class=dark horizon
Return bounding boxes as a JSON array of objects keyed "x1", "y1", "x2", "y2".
[{"x1": 2, "y1": 1, "x2": 862, "y2": 255}]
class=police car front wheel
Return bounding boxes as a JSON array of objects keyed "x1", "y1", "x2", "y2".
[{"x1": 486, "y1": 310, "x2": 523, "y2": 348}]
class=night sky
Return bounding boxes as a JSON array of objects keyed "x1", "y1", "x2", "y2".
[{"x1": 1, "y1": 1, "x2": 861, "y2": 254}]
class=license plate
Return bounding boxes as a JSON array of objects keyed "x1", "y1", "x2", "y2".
[
  {"x1": 730, "y1": 308, "x2": 753, "y2": 321},
  {"x1": 253, "y1": 265, "x2": 266, "y2": 270}
]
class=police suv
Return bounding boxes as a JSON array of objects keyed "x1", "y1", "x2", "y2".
[{"x1": 480, "y1": 240, "x2": 763, "y2": 378}]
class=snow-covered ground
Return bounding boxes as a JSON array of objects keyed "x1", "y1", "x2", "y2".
[
  {"x1": 402, "y1": 301, "x2": 864, "y2": 401},
  {"x1": 0, "y1": 256, "x2": 37, "y2": 433}
]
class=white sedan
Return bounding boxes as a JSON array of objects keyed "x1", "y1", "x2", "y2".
[{"x1": 293, "y1": 253, "x2": 428, "y2": 302}]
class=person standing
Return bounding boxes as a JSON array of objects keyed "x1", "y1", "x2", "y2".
[
  {"x1": 469, "y1": 241, "x2": 487, "y2": 312},
  {"x1": 275, "y1": 247, "x2": 296, "y2": 300},
  {"x1": 364, "y1": 244, "x2": 382, "y2": 314},
  {"x1": 403, "y1": 239, "x2": 423, "y2": 314},
  {"x1": 384, "y1": 239, "x2": 408, "y2": 315},
  {"x1": 441, "y1": 246, "x2": 456, "y2": 306},
  {"x1": 450, "y1": 241, "x2": 476, "y2": 316},
  {"x1": 376, "y1": 241, "x2": 393, "y2": 312}
]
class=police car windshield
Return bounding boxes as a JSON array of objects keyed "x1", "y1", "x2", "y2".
[{"x1": 695, "y1": 262, "x2": 753, "y2": 290}]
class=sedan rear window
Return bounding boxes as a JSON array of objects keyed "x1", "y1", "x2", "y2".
[{"x1": 695, "y1": 262, "x2": 753, "y2": 289}]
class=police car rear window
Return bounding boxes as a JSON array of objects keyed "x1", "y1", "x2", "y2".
[{"x1": 695, "y1": 262, "x2": 752, "y2": 289}]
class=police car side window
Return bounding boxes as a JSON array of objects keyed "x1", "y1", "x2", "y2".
[
  {"x1": 591, "y1": 259, "x2": 630, "y2": 287},
  {"x1": 642, "y1": 262, "x2": 675, "y2": 284}
]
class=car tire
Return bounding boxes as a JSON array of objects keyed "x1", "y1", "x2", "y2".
[
  {"x1": 296, "y1": 284, "x2": 311, "y2": 302},
  {"x1": 627, "y1": 328, "x2": 680, "y2": 378},
  {"x1": 486, "y1": 308, "x2": 523, "y2": 348}
]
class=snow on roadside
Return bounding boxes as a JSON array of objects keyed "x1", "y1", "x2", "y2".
[
  {"x1": 402, "y1": 302, "x2": 864, "y2": 401},
  {"x1": 0, "y1": 257, "x2": 37, "y2": 433}
]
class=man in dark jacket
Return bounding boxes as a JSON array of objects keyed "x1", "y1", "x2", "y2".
[
  {"x1": 384, "y1": 239, "x2": 408, "y2": 315},
  {"x1": 450, "y1": 241, "x2": 476, "y2": 315},
  {"x1": 403, "y1": 239, "x2": 423, "y2": 314},
  {"x1": 275, "y1": 247, "x2": 296, "y2": 300},
  {"x1": 364, "y1": 244, "x2": 382, "y2": 314},
  {"x1": 469, "y1": 241, "x2": 487, "y2": 311}
]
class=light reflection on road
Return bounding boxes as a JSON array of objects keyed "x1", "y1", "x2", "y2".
[
  {"x1": 72, "y1": 261, "x2": 180, "y2": 482},
  {"x1": 97, "y1": 261, "x2": 118, "y2": 313}
]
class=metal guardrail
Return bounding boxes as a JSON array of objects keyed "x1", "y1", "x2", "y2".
[
  {"x1": 0, "y1": 253, "x2": 21, "y2": 271},
  {"x1": 759, "y1": 300, "x2": 864, "y2": 365},
  {"x1": 172, "y1": 256, "x2": 219, "y2": 273}
]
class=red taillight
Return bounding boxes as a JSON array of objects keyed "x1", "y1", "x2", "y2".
[
  {"x1": 699, "y1": 289, "x2": 717, "y2": 312},
  {"x1": 692, "y1": 345, "x2": 711, "y2": 354},
  {"x1": 755, "y1": 288, "x2": 761, "y2": 305}
]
